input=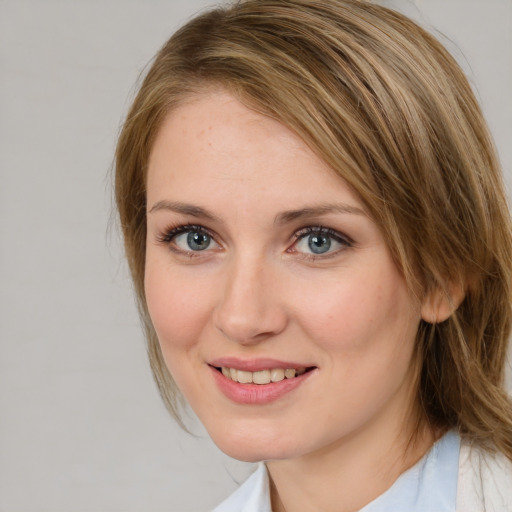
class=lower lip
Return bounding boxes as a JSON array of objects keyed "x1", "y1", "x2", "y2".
[{"x1": 210, "y1": 366, "x2": 315, "y2": 405}]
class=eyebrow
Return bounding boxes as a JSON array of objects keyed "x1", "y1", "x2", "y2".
[
  {"x1": 148, "y1": 200, "x2": 366, "y2": 224},
  {"x1": 148, "y1": 200, "x2": 220, "y2": 221},
  {"x1": 274, "y1": 203, "x2": 366, "y2": 224}
]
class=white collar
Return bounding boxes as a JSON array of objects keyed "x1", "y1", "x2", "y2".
[
  {"x1": 213, "y1": 462, "x2": 271, "y2": 512},
  {"x1": 213, "y1": 431, "x2": 460, "y2": 512}
]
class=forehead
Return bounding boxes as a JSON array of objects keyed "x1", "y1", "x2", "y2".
[{"x1": 147, "y1": 90, "x2": 364, "y2": 212}]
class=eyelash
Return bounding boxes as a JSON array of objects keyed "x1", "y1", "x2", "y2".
[
  {"x1": 289, "y1": 226, "x2": 353, "y2": 260},
  {"x1": 155, "y1": 223, "x2": 217, "y2": 257},
  {"x1": 155, "y1": 223, "x2": 353, "y2": 260},
  {"x1": 156, "y1": 224, "x2": 209, "y2": 244}
]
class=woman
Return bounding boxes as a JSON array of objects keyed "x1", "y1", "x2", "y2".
[{"x1": 115, "y1": 0, "x2": 512, "y2": 510}]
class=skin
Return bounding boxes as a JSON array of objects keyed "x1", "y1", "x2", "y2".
[{"x1": 145, "y1": 90, "x2": 437, "y2": 512}]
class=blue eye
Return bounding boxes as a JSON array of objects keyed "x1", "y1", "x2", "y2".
[
  {"x1": 174, "y1": 230, "x2": 215, "y2": 251},
  {"x1": 307, "y1": 234, "x2": 332, "y2": 254},
  {"x1": 183, "y1": 231, "x2": 211, "y2": 251},
  {"x1": 158, "y1": 225, "x2": 220, "y2": 253},
  {"x1": 293, "y1": 228, "x2": 351, "y2": 257}
]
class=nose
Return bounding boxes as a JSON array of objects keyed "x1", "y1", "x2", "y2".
[{"x1": 213, "y1": 254, "x2": 288, "y2": 345}]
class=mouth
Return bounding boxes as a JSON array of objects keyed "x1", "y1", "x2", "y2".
[
  {"x1": 210, "y1": 363, "x2": 317, "y2": 404},
  {"x1": 208, "y1": 358, "x2": 317, "y2": 404},
  {"x1": 214, "y1": 366, "x2": 315, "y2": 385}
]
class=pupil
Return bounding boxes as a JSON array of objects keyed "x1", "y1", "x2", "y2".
[
  {"x1": 308, "y1": 234, "x2": 331, "y2": 254},
  {"x1": 187, "y1": 232, "x2": 210, "y2": 251}
]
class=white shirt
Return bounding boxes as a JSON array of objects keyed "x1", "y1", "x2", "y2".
[{"x1": 213, "y1": 431, "x2": 460, "y2": 512}]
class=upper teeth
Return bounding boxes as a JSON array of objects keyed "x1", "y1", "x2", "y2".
[{"x1": 221, "y1": 367, "x2": 306, "y2": 384}]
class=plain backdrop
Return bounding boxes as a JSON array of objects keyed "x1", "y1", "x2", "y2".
[{"x1": 1, "y1": 1, "x2": 511, "y2": 511}]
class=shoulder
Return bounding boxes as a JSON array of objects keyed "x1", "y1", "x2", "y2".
[
  {"x1": 212, "y1": 463, "x2": 271, "y2": 512},
  {"x1": 456, "y1": 438, "x2": 512, "y2": 512}
]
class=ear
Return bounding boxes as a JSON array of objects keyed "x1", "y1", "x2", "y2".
[{"x1": 421, "y1": 282, "x2": 466, "y2": 324}]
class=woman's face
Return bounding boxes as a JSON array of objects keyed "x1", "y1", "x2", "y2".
[{"x1": 145, "y1": 91, "x2": 424, "y2": 462}]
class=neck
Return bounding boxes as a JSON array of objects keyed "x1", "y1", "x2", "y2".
[{"x1": 267, "y1": 408, "x2": 438, "y2": 512}]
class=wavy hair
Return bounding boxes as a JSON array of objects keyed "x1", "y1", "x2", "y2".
[{"x1": 115, "y1": 0, "x2": 512, "y2": 458}]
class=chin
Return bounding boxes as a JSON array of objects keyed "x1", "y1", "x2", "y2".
[
  {"x1": 207, "y1": 423, "x2": 303, "y2": 463},
  {"x1": 215, "y1": 441, "x2": 297, "y2": 463}
]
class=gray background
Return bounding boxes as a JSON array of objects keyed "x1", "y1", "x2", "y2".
[{"x1": 1, "y1": 1, "x2": 511, "y2": 511}]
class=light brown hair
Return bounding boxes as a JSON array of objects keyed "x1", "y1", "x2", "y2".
[{"x1": 115, "y1": 0, "x2": 512, "y2": 458}]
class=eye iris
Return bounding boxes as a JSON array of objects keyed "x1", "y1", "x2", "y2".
[
  {"x1": 187, "y1": 232, "x2": 211, "y2": 251},
  {"x1": 308, "y1": 234, "x2": 331, "y2": 254}
]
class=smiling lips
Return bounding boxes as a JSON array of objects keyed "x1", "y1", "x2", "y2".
[
  {"x1": 210, "y1": 362, "x2": 316, "y2": 404},
  {"x1": 221, "y1": 367, "x2": 307, "y2": 384}
]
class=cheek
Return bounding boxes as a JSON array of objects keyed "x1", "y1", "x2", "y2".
[
  {"x1": 293, "y1": 265, "x2": 419, "y2": 358},
  {"x1": 144, "y1": 259, "x2": 212, "y2": 353},
  {"x1": 291, "y1": 266, "x2": 421, "y2": 431}
]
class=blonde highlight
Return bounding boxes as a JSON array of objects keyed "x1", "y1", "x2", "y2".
[{"x1": 115, "y1": 0, "x2": 512, "y2": 460}]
